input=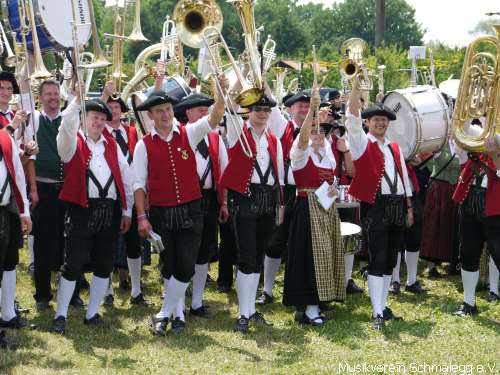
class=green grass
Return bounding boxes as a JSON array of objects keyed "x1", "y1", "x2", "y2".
[{"x1": 0, "y1": 250, "x2": 499, "y2": 375}]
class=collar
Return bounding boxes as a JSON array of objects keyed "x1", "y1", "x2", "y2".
[
  {"x1": 247, "y1": 121, "x2": 268, "y2": 137},
  {"x1": 367, "y1": 132, "x2": 390, "y2": 147},
  {"x1": 105, "y1": 123, "x2": 125, "y2": 134},
  {"x1": 41, "y1": 110, "x2": 61, "y2": 121},
  {"x1": 79, "y1": 130, "x2": 108, "y2": 145},
  {"x1": 291, "y1": 119, "x2": 300, "y2": 130},
  {"x1": 151, "y1": 122, "x2": 180, "y2": 140},
  {"x1": 0, "y1": 107, "x2": 14, "y2": 116}
]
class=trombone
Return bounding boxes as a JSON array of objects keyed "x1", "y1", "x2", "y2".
[
  {"x1": 127, "y1": 0, "x2": 149, "y2": 42},
  {"x1": 0, "y1": 22, "x2": 17, "y2": 68}
]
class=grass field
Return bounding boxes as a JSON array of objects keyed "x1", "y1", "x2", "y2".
[{"x1": 0, "y1": 250, "x2": 499, "y2": 375}]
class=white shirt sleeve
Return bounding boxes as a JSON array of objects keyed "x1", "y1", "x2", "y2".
[
  {"x1": 290, "y1": 139, "x2": 311, "y2": 171},
  {"x1": 132, "y1": 139, "x2": 148, "y2": 193},
  {"x1": 225, "y1": 113, "x2": 243, "y2": 148},
  {"x1": 117, "y1": 146, "x2": 133, "y2": 217},
  {"x1": 400, "y1": 149, "x2": 413, "y2": 198},
  {"x1": 57, "y1": 99, "x2": 80, "y2": 163},
  {"x1": 11, "y1": 137, "x2": 29, "y2": 218},
  {"x1": 345, "y1": 108, "x2": 368, "y2": 161},
  {"x1": 268, "y1": 106, "x2": 288, "y2": 139},
  {"x1": 185, "y1": 116, "x2": 211, "y2": 150},
  {"x1": 276, "y1": 137, "x2": 284, "y2": 187}
]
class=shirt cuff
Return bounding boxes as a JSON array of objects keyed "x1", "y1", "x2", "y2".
[
  {"x1": 122, "y1": 208, "x2": 132, "y2": 218},
  {"x1": 21, "y1": 212, "x2": 30, "y2": 219}
]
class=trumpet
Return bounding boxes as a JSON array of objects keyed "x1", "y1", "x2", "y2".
[
  {"x1": 0, "y1": 22, "x2": 17, "y2": 67},
  {"x1": 339, "y1": 37, "x2": 372, "y2": 97},
  {"x1": 262, "y1": 35, "x2": 276, "y2": 72}
]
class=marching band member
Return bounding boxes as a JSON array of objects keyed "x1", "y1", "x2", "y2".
[
  {"x1": 174, "y1": 92, "x2": 228, "y2": 319},
  {"x1": 345, "y1": 82, "x2": 413, "y2": 330},
  {"x1": 133, "y1": 76, "x2": 226, "y2": 336},
  {"x1": 101, "y1": 82, "x2": 151, "y2": 307},
  {"x1": 222, "y1": 93, "x2": 284, "y2": 333},
  {"x1": 283, "y1": 85, "x2": 344, "y2": 326},
  {"x1": 452, "y1": 121, "x2": 500, "y2": 316},
  {"x1": 51, "y1": 95, "x2": 133, "y2": 334}
]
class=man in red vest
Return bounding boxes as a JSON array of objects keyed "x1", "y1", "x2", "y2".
[
  {"x1": 133, "y1": 79, "x2": 226, "y2": 336},
  {"x1": 100, "y1": 82, "x2": 150, "y2": 308},
  {"x1": 452, "y1": 121, "x2": 500, "y2": 316},
  {"x1": 51, "y1": 96, "x2": 133, "y2": 334},
  {"x1": 222, "y1": 94, "x2": 284, "y2": 333},
  {"x1": 174, "y1": 93, "x2": 229, "y2": 321},
  {"x1": 0, "y1": 121, "x2": 32, "y2": 350},
  {"x1": 345, "y1": 83, "x2": 414, "y2": 330}
]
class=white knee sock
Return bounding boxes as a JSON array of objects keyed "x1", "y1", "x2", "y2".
[
  {"x1": 28, "y1": 235, "x2": 35, "y2": 264},
  {"x1": 305, "y1": 305, "x2": 320, "y2": 319},
  {"x1": 105, "y1": 272, "x2": 114, "y2": 297},
  {"x1": 488, "y1": 257, "x2": 499, "y2": 295},
  {"x1": 0, "y1": 270, "x2": 16, "y2": 321},
  {"x1": 344, "y1": 254, "x2": 354, "y2": 284},
  {"x1": 382, "y1": 275, "x2": 392, "y2": 311},
  {"x1": 162, "y1": 277, "x2": 169, "y2": 300},
  {"x1": 191, "y1": 263, "x2": 208, "y2": 310},
  {"x1": 461, "y1": 269, "x2": 479, "y2": 306},
  {"x1": 405, "y1": 251, "x2": 420, "y2": 286},
  {"x1": 55, "y1": 277, "x2": 76, "y2": 318},
  {"x1": 127, "y1": 257, "x2": 142, "y2": 298},
  {"x1": 249, "y1": 273, "x2": 260, "y2": 317},
  {"x1": 236, "y1": 271, "x2": 253, "y2": 318},
  {"x1": 263, "y1": 256, "x2": 280, "y2": 296},
  {"x1": 156, "y1": 277, "x2": 188, "y2": 320},
  {"x1": 392, "y1": 252, "x2": 401, "y2": 283},
  {"x1": 174, "y1": 292, "x2": 185, "y2": 321},
  {"x1": 367, "y1": 275, "x2": 384, "y2": 317},
  {"x1": 86, "y1": 275, "x2": 109, "y2": 320}
]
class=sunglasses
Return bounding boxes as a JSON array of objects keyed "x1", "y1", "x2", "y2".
[{"x1": 252, "y1": 106, "x2": 272, "y2": 113}]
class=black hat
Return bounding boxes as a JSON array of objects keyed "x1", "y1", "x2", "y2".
[
  {"x1": 319, "y1": 122, "x2": 333, "y2": 135},
  {"x1": 107, "y1": 95, "x2": 129, "y2": 113},
  {"x1": 135, "y1": 90, "x2": 179, "y2": 111},
  {"x1": 243, "y1": 94, "x2": 277, "y2": 109},
  {"x1": 174, "y1": 93, "x2": 214, "y2": 113},
  {"x1": 0, "y1": 71, "x2": 19, "y2": 94},
  {"x1": 361, "y1": 103, "x2": 396, "y2": 121},
  {"x1": 284, "y1": 90, "x2": 311, "y2": 107},
  {"x1": 327, "y1": 89, "x2": 341, "y2": 101},
  {"x1": 85, "y1": 98, "x2": 112, "y2": 121},
  {"x1": 319, "y1": 102, "x2": 342, "y2": 120}
]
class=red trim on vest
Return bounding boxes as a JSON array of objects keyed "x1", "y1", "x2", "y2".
[
  {"x1": 59, "y1": 133, "x2": 127, "y2": 209},
  {"x1": 348, "y1": 140, "x2": 405, "y2": 203},
  {"x1": 207, "y1": 131, "x2": 224, "y2": 204},
  {"x1": 452, "y1": 156, "x2": 500, "y2": 216},
  {"x1": 0, "y1": 131, "x2": 24, "y2": 212},
  {"x1": 293, "y1": 157, "x2": 335, "y2": 197},
  {"x1": 280, "y1": 121, "x2": 295, "y2": 162},
  {"x1": 143, "y1": 127, "x2": 202, "y2": 207},
  {"x1": 331, "y1": 136, "x2": 351, "y2": 185},
  {"x1": 124, "y1": 123, "x2": 138, "y2": 157},
  {"x1": 0, "y1": 111, "x2": 14, "y2": 129},
  {"x1": 406, "y1": 162, "x2": 420, "y2": 194}
]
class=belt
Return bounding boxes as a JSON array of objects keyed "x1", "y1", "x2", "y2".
[{"x1": 297, "y1": 187, "x2": 316, "y2": 197}]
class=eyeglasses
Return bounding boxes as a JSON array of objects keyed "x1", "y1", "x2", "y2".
[{"x1": 252, "y1": 106, "x2": 272, "y2": 113}]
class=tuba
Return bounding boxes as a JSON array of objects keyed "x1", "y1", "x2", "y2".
[{"x1": 452, "y1": 25, "x2": 500, "y2": 153}]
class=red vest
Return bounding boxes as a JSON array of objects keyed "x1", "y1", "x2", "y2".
[
  {"x1": 280, "y1": 121, "x2": 296, "y2": 163},
  {"x1": 143, "y1": 126, "x2": 201, "y2": 207},
  {"x1": 348, "y1": 140, "x2": 405, "y2": 203},
  {"x1": 59, "y1": 133, "x2": 127, "y2": 209},
  {"x1": 293, "y1": 157, "x2": 335, "y2": 197},
  {"x1": 0, "y1": 111, "x2": 14, "y2": 129},
  {"x1": 206, "y1": 132, "x2": 224, "y2": 204},
  {"x1": 221, "y1": 124, "x2": 281, "y2": 198},
  {"x1": 0, "y1": 131, "x2": 24, "y2": 213},
  {"x1": 406, "y1": 162, "x2": 420, "y2": 194},
  {"x1": 452, "y1": 156, "x2": 500, "y2": 216},
  {"x1": 331, "y1": 136, "x2": 351, "y2": 185},
  {"x1": 103, "y1": 122, "x2": 139, "y2": 160}
]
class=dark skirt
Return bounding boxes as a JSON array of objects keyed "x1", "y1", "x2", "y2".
[
  {"x1": 420, "y1": 180, "x2": 457, "y2": 262},
  {"x1": 283, "y1": 197, "x2": 321, "y2": 308}
]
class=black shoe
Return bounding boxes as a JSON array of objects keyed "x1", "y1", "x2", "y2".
[
  {"x1": 359, "y1": 266, "x2": 369, "y2": 280},
  {"x1": 427, "y1": 267, "x2": 442, "y2": 278},
  {"x1": 36, "y1": 301, "x2": 51, "y2": 312},
  {"x1": 486, "y1": 292, "x2": 500, "y2": 302},
  {"x1": 119, "y1": 279, "x2": 131, "y2": 290},
  {"x1": 84, "y1": 313, "x2": 105, "y2": 326},
  {"x1": 249, "y1": 311, "x2": 273, "y2": 326},
  {"x1": 217, "y1": 284, "x2": 231, "y2": 293},
  {"x1": 51, "y1": 316, "x2": 66, "y2": 334},
  {"x1": 346, "y1": 279, "x2": 364, "y2": 294},
  {"x1": 300, "y1": 313, "x2": 324, "y2": 327},
  {"x1": 382, "y1": 307, "x2": 403, "y2": 321},
  {"x1": 15, "y1": 301, "x2": 29, "y2": 315},
  {"x1": 150, "y1": 316, "x2": 169, "y2": 336},
  {"x1": 389, "y1": 281, "x2": 401, "y2": 294},
  {"x1": 103, "y1": 294, "x2": 114, "y2": 307},
  {"x1": 256, "y1": 292, "x2": 274, "y2": 305},
  {"x1": 453, "y1": 302, "x2": 478, "y2": 317},
  {"x1": 0, "y1": 316, "x2": 28, "y2": 329},
  {"x1": 171, "y1": 318, "x2": 186, "y2": 334},
  {"x1": 0, "y1": 331, "x2": 17, "y2": 351},
  {"x1": 372, "y1": 315, "x2": 385, "y2": 330},
  {"x1": 130, "y1": 293, "x2": 153, "y2": 306},
  {"x1": 190, "y1": 305, "x2": 212, "y2": 319},
  {"x1": 406, "y1": 281, "x2": 426, "y2": 294},
  {"x1": 234, "y1": 316, "x2": 249, "y2": 333},
  {"x1": 70, "y1": 295, "x2": 86, "y2": 308}
]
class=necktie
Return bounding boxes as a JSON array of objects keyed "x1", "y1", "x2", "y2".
[
  {"x1": 293, "y1": 127, "x2": 300, "y2": 139},
  {"x1": 113, "y1": 129, "x2": 132, "y2": 164},
  {"x1": 197, "y1": 139, "x2": 209, "y2": 159}
]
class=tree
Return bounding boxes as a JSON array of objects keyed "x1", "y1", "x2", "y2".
[{"x1": 470, "y1": 17, "x2": 500, "y2": 36}]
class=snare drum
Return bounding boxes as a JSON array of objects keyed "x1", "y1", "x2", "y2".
[
  {"x1": 341, "y1": 222, "x2": 361, "y2": 255},
  {"x1": 2, "y1": 0, "x2": 91, "y2": 52},
  {"x1": 383, "y1": 85, "x2": 450, "y2": 160}
]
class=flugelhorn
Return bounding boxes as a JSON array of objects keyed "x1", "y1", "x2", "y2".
[
  {"x1": 262, "y1": 35, "x2": 276, "y2": 72},
  {"x1": 127, "y1": 0, "x2": 149, "y2": 42},
  {"x1": 452, "y1": 25, "x2": 500, "y2": 153},
  {"x1": 0, "y1": 22, "x2": 17, "y2": 67}
]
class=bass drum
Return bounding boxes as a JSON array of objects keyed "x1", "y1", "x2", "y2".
[
  {"x1": 2, "y1": 0, "x2": 91, "y2": 52},
  {"x1": 383, "y1": 85, "x2": 450, "y2": 160},
  {"x1": 131, "y1": 75, "x2": 191, "y2": 136}
]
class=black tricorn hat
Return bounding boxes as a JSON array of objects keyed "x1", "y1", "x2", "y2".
[
  {"x1": 0, "y1": 71, "x2": 19, "y2": 94},
  {"x1": 283, "y1": 90, "x2": 311, "y2": 107},
  {"x1": 242, "y1": 94, "x2": 277, "y2": 109},
  {"x1": 85, "y1": 98, "x2": 112, "y2": 121},
  {"x1": 135, "y1": 90, "x2": 179, "y2": 111},
  {"x1": 174, "y1": 93, "x2": 214, "y2": 113},
  {"x1": 107, "y1": 95, "x2": 129, "y2": 113},
  {"x1": 361, "y1": 103, "x2": 396, "y2": 121}
]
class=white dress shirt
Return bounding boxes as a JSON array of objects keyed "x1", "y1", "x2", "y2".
[
  {"x1": 225, "y1": 114, "x2": 285, "y2": 187},
  {"x1": 345, "y1": 109, "x2": 412, "y2": 197},
  {"x1": 192, "y1": 128, "x2": 228, "y2": 190},
  {"x1": 132, "y1": 116, "x2": 213, "y2": 193},
  {"x1": 105, "y1": 123, "x2": 131, "y2": 161},
  {"x1": 290, "y1": 138, "x2": 337, "y2": 173},
  {"x1": 57, "y1": 99, "x2": 133, "y2": 217}
]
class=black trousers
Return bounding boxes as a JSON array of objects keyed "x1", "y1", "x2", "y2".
[
  {"x1": 149, "y1": 200, "x2": 203, "y2": 283},
  {"x1": 229, "y1": 190, "x2": 277, "y2": 275},
  {"x1": 0, "y1": 208, "x2": 22, "y2": 282},
  {"x1": 266, "y1": 185, "x2": 296, "y2": 259},
  {"x1": 361, "y1": 198, "x2": 405, "y2": 277},
  {"x1": 217, "y1": 220, "x2": 236, "y2": 287},
  {"x1": 125, "y1": 208, "x2": 142, "y2": 259},
  {"x1": 198, "y1": 189, "x2": 219, "y2": 265},
  {"x1": 403, "y1": 195, "x2": 423, "y2": 253},
  {"x1": 32, "y1": 182, "x2": 65, "y2": 302},
  {"x1": 459, "y1": 210, "x2": 500, "y2": 272},
  {"x1": 60, "y1": 202, "x2": 121, "y2": 281}
]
